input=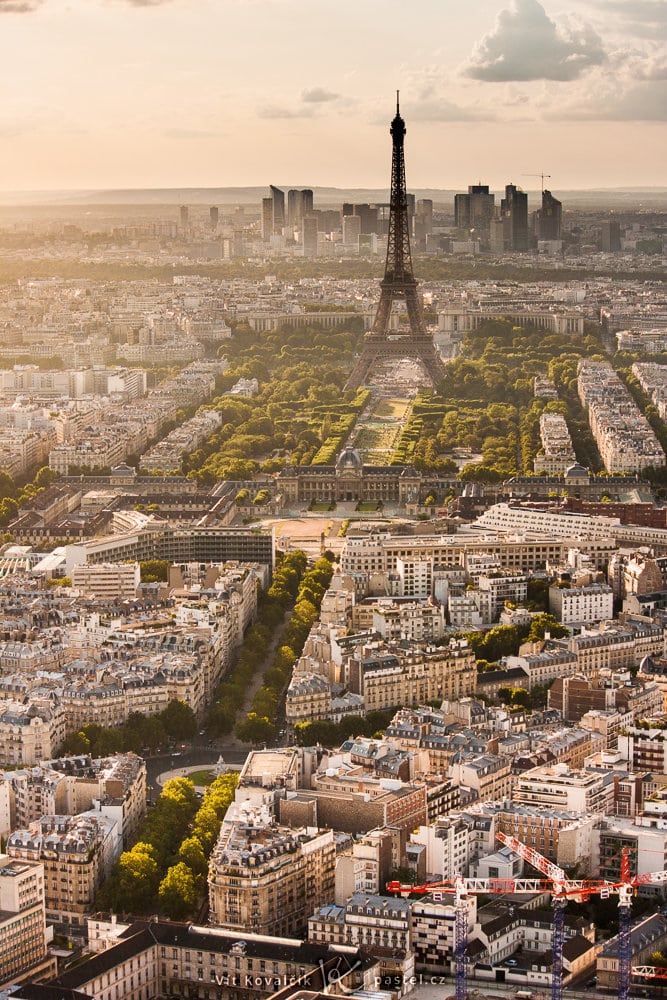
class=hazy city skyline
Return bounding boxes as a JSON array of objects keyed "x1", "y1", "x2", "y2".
[{"x1": 0, "y1": 0, "x2": 665, "y2": 192}]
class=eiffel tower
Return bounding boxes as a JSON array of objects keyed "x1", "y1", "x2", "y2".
[{"x1": 345, "y1": 93, "x2": 447, "y2": 391}]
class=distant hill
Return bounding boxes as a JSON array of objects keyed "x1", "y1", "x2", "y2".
[{"x1": 0, "y1": 186, "x2": 666, "y2": 211}]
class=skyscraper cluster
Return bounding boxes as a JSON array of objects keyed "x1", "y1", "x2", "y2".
[
  {"x1": 262, "y1": 184, "x2": 434, "y2": 256},
  {"x1": 262, "y1": 186, "x2": 313, "y2": 241},
  {"x1": 454, "y1": 183, "x2": 562, "y2": 251}
]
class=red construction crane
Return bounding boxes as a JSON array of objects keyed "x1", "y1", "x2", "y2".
[
  {"x1": 387, "y1": 853, "x2": 612, "y2": 1000},
  {"x1": 387, "y1": 873, "x2": 554, "y2": 1000},
  {"x1": 633, "y1": 965, "x2": 667, "y2": 979},
  {"x1": 389, "y1": 836, "x2": 667, "y2": 1000},
  {"x1": 496, "y1": 832, "x2": 610, "y2": 1000},
  {"x1": 497, "y1": 834, "x2": 667, "y2": 1000},
  {"x1": 615, "y1": 847, "x2": 667, "y2": 1000}
]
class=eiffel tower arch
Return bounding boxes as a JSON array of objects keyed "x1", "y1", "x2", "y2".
[{"x1": 345, "y1": 94, "x2": 447, "y2": 391}]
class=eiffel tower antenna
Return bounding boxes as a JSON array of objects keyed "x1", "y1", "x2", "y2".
[{"x1": 345, "y1": 97, "x2": 447, "y2": 391}]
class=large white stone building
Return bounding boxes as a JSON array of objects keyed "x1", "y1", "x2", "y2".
[{"x1": 549, "y1": 582, "x2": 614, "y2": 624}]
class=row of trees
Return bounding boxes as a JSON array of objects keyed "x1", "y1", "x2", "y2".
[
  {"x1": 293, "y1": 708, "x2": 399, "y2": 748},
  {"x1": 311, "y1": 411, "x2": 361, "y2": 465},
  {"x1": 61, "y1": 699, "x2": 198, "y2": 757},
  {"x1": 97, "y1": 771, "x2": 238, "y2": 920},
  {"x1": 236, "y1": 554, "x2": 335, "y2": 744},
  {"x1": 0, "y1": 464, "x2": 55, "y2": 531},
  {"x1": 206, "y1": 550, "x2": 310, "y2": 737}
]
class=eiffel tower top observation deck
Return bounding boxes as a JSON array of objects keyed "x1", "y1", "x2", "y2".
[{"x1": 345, "y1": 93, "x2": 447, "y2": 390}]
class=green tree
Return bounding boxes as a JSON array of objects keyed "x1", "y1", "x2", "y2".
[
  {"x1": 139, "y1": 559, "x2": 170, "y2": 583},
  {"x1": 160, "y1": 700, "x2": 198, "y2": 741},
  {"x1": 206, "y1": 773, "x2": 238, "y2": 818},
  {"x1": 178, "y1": 836, "x2": 208, "y2": 880},
  {"x1": 497, "y1": 687, "x2": 513, "y2": 706},
  {"x1": 0, "y1": 497, "x2": 18, "y2": 527},
  {"x1": 458, "y1": 464, "x2": 504, "y2": 483},
  {"x1": 191, "y1": 803, "x2": 220, "y2": 853},
  {"x1": 0, "y1": 472, "x2": 16, "y2": 498},
  {"x1": 527, "y1": 613, "x2": 568, "y2": 643},
  {"x1": 159, "y1": 862, "x2": 198, "y2": 920},
  {"x1": 235, "y1": 712, "x2": 276, "y2": 745},
  {"x1": 61, "y1": 729, "x2": 91, "y2": 754},
  {"x1": 526, "y1": 578, "x2": 549, "y2": 611},
  {"x1": 33, "y1": 466, "x2": 55, "y2": 488},
  {"x1": 252, "y1": 686, "x2": 278, "y2": 718},
  {"x1": 142, "y1": 778, "x2": 199, "y2": 867},
  {"x1": 123, "y1": 713, "x2": 166, "y2": 752},
  {"x1": 94, "y1": 727, "x2": 123, "y2": 755},
  {"x1": 462, "y1": 625, "x2": 522, "y2": 661},
  {"x1": 293, "y1": 719, "x2": 341, "y2": 746},
  {"x1": 274, "y1": 645, "x2": 296, "y2": 672},
  {"x1": 509, "y1": 687, "x2": 531, "y2": 708},
  {"x1": 159, "y1": 776, "x2": 199, "y2": 815},
  {"x1": 116, "y1": 842, "x2": 159, "y2": 913}
]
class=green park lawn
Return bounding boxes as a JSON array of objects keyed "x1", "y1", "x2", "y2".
[{"x1": 187, "y1": 769, "x2": 216, "y2": 786}]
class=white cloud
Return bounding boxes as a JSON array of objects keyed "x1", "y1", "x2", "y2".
[
  {"x1": 463, "y1": 0, "x2": 606, "y2": 81},
  {"x1": 589, "y1": 1, "x2": 667, "y2": 39},
  {"x1": 0, "y1": 0, "x2": 44, "y2": 11},
  {"x1": 257, "y1": 104, "x2": 315, "y2": 120},
  {"x1": 301, "y1": 87, "x2": 339, "y2": 103},
  {"x1": 548, "y1": 77, "x2": 667, "y2": 120},
  {"x1": 630, "y1": 52, "x2": 667, "y2": 79}
]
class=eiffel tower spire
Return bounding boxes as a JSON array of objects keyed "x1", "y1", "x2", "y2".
[{"x1": 345, "y1": 96, "x2": 447, "y2": 391}]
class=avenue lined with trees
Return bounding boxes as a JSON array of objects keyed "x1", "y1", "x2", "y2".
[
  {"x1": 206, "y1": 549, "x2": 334, "y2": 744},
  {"x1": 97, "y1": 771, "x2": 238, "y2": 920}
]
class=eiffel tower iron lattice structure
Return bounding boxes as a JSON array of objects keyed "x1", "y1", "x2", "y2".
[{"x1": 345, "y1": 94, "x2": 448, "y2": 391}]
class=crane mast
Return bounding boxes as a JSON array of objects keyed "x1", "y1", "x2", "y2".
[
  {"x1": 453, "y1": 877, "x2": 467, "y2": 1000},
  {"x1": 617, "y1": 849, "x2": 632, "y2": 1000},
  {"x1": 496, "y1": 832, "x2": 569, "y2": 1000},
  {"x1": 388, "y1": 835, "x2": 667, "y2": 1000},
  {"x1": 498, "y1": 834, "x2": 667, "y2": 1000}
]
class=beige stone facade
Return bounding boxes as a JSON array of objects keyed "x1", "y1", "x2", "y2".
[
  {"x1": 278, "y1": 448, "x2": 422, "y2": 506},
  {"x1": 348, "y1": 639, "x2": 476, "y2": 712},
  {"x1": 8, "y1": 813, "x2": 119, "y2": 936},
  {"x1": 0, "y1": 700, "x2": 66, "y2": 767},
  {"x1": 209, "y1": 811, "x2": 336, "y2": 938}
]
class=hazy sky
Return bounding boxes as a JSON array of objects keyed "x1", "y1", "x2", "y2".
[{"x1": 1, "y1": 0, "x2": 666, "y2": 191}]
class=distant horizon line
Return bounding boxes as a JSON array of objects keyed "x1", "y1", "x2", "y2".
[
  {"x1": 1, "y1": 184, "x2": 667, "y2": 195},
  {"x1": 0, "y1": 184, "x2": 665, "y2": 209}
]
